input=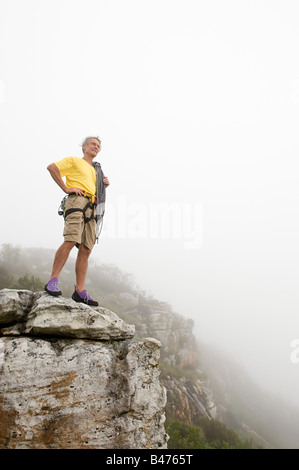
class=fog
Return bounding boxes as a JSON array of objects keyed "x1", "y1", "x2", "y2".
[{"x1": 1, "y1": 0, "x2": 299, "y2": 408}]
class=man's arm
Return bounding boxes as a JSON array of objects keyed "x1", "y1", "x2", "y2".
[{"x1": 47, "y1": 163, "x2": 84, "y2": 196}]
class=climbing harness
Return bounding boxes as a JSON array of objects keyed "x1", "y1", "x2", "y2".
[{"x1": 58, "y1": 192, "x2": 97, "y2": 225}]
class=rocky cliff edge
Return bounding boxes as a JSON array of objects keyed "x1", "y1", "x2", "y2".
[{"x1": 0, "y1": 289, "x2": 168, "y2": 449}]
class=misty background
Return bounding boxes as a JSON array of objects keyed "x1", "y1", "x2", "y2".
[{"x1": 1, "y1": 0, "x2": 299, "y2": 410}]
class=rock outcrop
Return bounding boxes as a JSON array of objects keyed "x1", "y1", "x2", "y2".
[{"x1": 0, "y1": 289, "x2": 168, "y2": 449}]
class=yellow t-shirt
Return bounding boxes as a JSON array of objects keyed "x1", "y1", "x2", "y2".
[{"x1": 54, "y1": 157, "x2": 97, "y2": 196}]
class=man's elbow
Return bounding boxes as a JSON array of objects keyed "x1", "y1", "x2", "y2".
[{"x1": 47, "y1": 163, "x2": 56, "y2": 172}]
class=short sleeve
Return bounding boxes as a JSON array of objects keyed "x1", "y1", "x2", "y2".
[{"x1": 54, "y1": 157, "x2": 74, "y2": 176}]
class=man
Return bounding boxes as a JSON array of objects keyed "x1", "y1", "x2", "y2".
[{"x1": 44, "y1": 136, "x2": 109, "y2": 306}]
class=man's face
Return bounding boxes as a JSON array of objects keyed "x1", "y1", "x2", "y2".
[{"x1": 84, "y1": 138, "x2": 101, "y2": 157}]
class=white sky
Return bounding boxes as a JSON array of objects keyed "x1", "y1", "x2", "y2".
[{"x1": 1, "y1": 0, "x2": 299, "y2": 408}]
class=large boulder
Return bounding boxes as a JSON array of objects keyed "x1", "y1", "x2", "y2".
[{"x1": 0, "y1": 289, "x2": 168, "y2": 449}]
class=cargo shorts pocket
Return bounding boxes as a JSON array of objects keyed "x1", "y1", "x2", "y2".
[{"x1": 63, "y1": 211, "x2": 84, "y2": 240}]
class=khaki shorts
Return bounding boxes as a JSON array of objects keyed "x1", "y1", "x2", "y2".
[{"x1": 63, "y1": 195, "x2": 96, "y2": 251}]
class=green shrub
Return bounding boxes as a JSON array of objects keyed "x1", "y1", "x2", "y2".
[
  {"x1": 13, "y1": 274, "x2": 44, "y2": 292},
  {"x1": 166, "y1": 419, "x2": 254, "y2": 449}
]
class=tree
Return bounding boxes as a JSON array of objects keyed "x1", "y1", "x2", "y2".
[{"x1": 13, "y1": 274, "x2": 44, "y2": 292}]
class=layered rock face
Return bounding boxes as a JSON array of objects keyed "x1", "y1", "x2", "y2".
[
  {"x1": 0, "y1": 289, "x2": 168, "y2": 449},
  {"x1": 135, "y1": 303, "x2": 217, "y2": 422}
]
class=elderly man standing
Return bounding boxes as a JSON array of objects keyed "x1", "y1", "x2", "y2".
[{"x1": 44, "y1": 136, "x2": 109, "y2": 306}]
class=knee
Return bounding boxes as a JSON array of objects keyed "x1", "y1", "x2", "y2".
[
  {"x1": 63, "y1": 241, "x2": 77, "y2": 251},
  {"x1": 78, "y1": 244, "x2": 91, "y2": 258}
]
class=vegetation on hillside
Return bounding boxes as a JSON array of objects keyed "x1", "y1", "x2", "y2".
[{"x1": 166, "y1": 419, "x2": 255, "y2": 449}]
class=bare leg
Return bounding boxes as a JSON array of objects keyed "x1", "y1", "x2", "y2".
[
  {"x1": 75, "y1": 244, "x2": 92, "y2": 292},
  {"x1": 50, "y1": 241, "x2": 76, "y2": 279}
]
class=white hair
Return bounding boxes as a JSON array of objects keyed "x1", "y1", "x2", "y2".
[{"x1": 81, "y1": 136, "x2": 101, "y2": 154}]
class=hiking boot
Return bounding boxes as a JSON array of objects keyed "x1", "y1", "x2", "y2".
[
  {"x1": 45, "y1": 278, "x2": 62, "y2": 296},
  {"x1": 72, "y1": 289, "x2": 98, "y2": 307}
]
